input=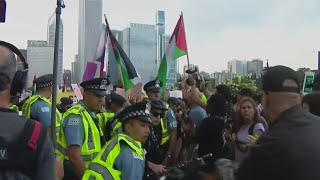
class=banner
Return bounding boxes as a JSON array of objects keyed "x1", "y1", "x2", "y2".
[{"x1": 71, "y1": 84, "x2": 83, "y2": 101}]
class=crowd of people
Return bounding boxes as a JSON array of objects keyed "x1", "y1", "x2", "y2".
[{"x1": 1, "y1": 41, "x2": 320, "y2": 180}]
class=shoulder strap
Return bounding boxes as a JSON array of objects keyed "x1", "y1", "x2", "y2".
[
  {"x1": 248, "y1": 123, "x2": 256, "y2": 136},
  {"x1": 28, "y1": 120, "x2": 42, "y2": 150}
]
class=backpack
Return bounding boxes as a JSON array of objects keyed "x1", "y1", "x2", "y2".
[{"x1": 0, "y1": 119, "x2": 47, "y2": 178}]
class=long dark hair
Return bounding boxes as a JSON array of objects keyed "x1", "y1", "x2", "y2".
[
  {"x1": 236, "y1": 97, "x2": 259, "y2": 132},
  {"x1": 206, "y1": 94, "x2": 227, "y2": 117}
]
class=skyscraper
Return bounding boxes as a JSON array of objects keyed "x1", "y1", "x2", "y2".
[
  {"x1": 48, "y1": 14, "x2": 63, "y2": 86},
  {"x1": 247, "y1": 59, "x2": 264, "y2": 77},
  {"x1": 156, "y1": 10, "x2": 165, "y2": 67},
  {"x1": 76, "y1": 0, "x2": 103, "y2": 84},
  {"x1": 122, "y1": 23, "x2": 157, "y2": 84},
  {"x1": 27, "y1": 40, "x2": 54, "y2": 88},
  {"x1": 228, "y1": 59, "x2": 247, "y2": 76},
  {"x1": 156, "y1": 10, "x2": 177, "y2": 87}
]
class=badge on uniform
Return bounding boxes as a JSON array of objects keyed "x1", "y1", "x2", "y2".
[
  {"x1": 68, "y1": 118, "x2": 80, "y2": 126},
  {"x1": 41, "y1": 107, "x2": 50, "y2": 112},
  {"x1": 132, "y1": 152, "x2": 143, "y2": 160}
]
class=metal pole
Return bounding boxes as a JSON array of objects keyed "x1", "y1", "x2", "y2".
[{"x1": 51, "y1": 0, "x2": 64, "y2": 147}]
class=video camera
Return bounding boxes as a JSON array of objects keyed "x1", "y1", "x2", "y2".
[{"x1": 185, "y1": 66, "x2": 203, "y2": 88}]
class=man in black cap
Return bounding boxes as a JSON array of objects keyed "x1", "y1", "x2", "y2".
[
  {"x1": 58, "y1": 97, "x2": 74, "y2": 114},
  {"x1": 144, "y1": 80, "x2": 178, "y2": 166},
  {"x1": 237, "y1": 65, "x2": 320, "y2": 180},
  {"x1": 83, "y1": 101, "x2": 152, "y2": 180},
  {"x1": 144, "y1": 100, "x2": 169, "y2": 179},
  {"x1": 0, "y1": 43, "x2": 56, "y2": 179},
  {"x1": 22, "y1": 74, "x2": 62, "y2": 135},
  {"x1": 143, "y1": 80, "x2": 163, "y2": 100},
  {"x1": 98, "y1": 92, "x2": 127, "y2": 141},
  {"x1": 56, "y1": 77, "x2": 108, "y2": 179}
]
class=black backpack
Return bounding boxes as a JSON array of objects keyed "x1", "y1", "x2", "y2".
[{"x1": 0, "y1": 119, "x2": 47, "y2": 178}]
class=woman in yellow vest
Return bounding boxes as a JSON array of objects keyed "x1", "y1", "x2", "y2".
[
  {"x1": 21, "y1": 74, "x2": 62, "y2": 135},
  {"x1": 55, "y1": 77, "x2": 108, "y2": 179},
  {"x1": 83, "y1": 101, "x2": 152, "y2": 180}
]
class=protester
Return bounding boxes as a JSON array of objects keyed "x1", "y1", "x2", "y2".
[
  {"x1": 58, "y1": 97, "x2": 74, "y2": 114},
  {"x1": 198, "y1": 94, "x2": 229, "y2": 160},
  {"x1": 188, "y1": 90, "x2": 208, "y2": 127},
  {"x1": 302, "y1": 92, "x2": 320, "y2": 117},
  {"x1": 237, "y1": 65, "x2": 320, "y2": 180},
  {"x1": 229, "y1": 97, "x2": 265, "y2": 164},
  {"x1": 0, "y1": 43, "x2": 56, "y2": 179}
]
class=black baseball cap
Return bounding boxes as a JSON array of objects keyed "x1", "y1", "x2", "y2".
[{"x1": 262, "y1": 65, "x2": 300, "y2": 93}]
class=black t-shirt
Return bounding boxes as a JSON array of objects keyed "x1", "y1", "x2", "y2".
[{"x1": 198, "y1": 115, "x2": 227, "y2": 160}]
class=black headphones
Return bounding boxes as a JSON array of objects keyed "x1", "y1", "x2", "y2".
[{"x1": 0, "y1": 41, "x2": 28, "y2": 98}]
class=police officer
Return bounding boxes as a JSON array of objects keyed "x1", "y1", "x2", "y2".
[
  {"x1": 144, "y1": 80, "x2": 177, "y2": 166},
  {"x1": 58, "y1": 97, "x2": 74, "y2": 114},
  {"x1": 0, "y1": 43, "x2": 56, "y2": 179},
  {"x1": 145, "y1": 100, "x2": 168, "y2": 179},
  {"x1": 22, "y1": 74, "x2": 62, "y2": 135},
  {"x1": 56, "y1": 78, "x2": 108, "y2": 179},
  {"x1": 82, "y1": 101, "x2": 152, "y2": 180},
  {"x1": 98, "y1": 92, "x2": 127, "y2": 141}
]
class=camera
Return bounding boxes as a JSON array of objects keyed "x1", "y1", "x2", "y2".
[{"x1": 185, "y1": 66, "x2": 203, "y2": 88}]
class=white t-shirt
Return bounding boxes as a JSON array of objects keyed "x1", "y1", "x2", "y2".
[{"x1": 235, "y1": 123, "x2": 265, "y2": 163}]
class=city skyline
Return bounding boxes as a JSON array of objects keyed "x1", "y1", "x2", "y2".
[{"x1": 0, "y1": 0, "x2": 319, "y2": 74}]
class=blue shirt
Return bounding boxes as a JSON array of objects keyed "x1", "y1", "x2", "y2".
[
  {"x1": 165, "y1": 108, "x2": 177, "y2": 131},
  {"x1": 114, "y1": 142, "x2": 145, "y2": 180},
  {"x1": 63, "y1": 101, "x2": 97, "y2": 147},
  {"x1": 189, "y1": 105, "x2": 208, "y2": 127},
  {"x1": 31, "y1": 99, "x2": 52, "y2": 128}
]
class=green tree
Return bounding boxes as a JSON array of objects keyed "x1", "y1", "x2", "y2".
[{"x1": 225, "y1": 75, "x2": 258, "y2": 94}]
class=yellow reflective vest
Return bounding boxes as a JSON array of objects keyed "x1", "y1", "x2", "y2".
[
  {"x1": 97, "y1": 112, "x2": 115, "y2": 132},
  {"x1": 55, "y1": 103, "x2": 102, "y2": 167},
  {"x1": 82, "y1": 134, "x2": 144, "y2": 180},
  {"x1": 21, "y1": 94, "x2": 62, "y2": 134},
  {"x1": 160, "y1": 104, "x2": 170, "y2": 146},
  {"x1": 9, "y1": 104, "x2": 19, "y2": 112}
]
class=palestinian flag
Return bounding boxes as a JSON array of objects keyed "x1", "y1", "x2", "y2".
[
  {"x1": 156, "y1": 14, "x2": 188, "y2": 93},
  {"x1": 94, "y1": 25, "x2": 108, "y2": 77},
  {"x1": 104, "y1": 15, "x2": 142, "y2": 98}
]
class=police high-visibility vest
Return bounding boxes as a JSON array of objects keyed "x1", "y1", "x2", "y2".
[
  {"x1": 55, "y1": 103, "x2": 102, "y2": 167},
  {"x1": 97, "y1": 112, "x2": 115, "y2": 131},
  {"x1": 21, "y1": 94, "x2": 62, "y2": 134},
  {"x1": 9, "y1": 104, "x2": 19, "y2": 112},
  {"x1": 82, "y1": 134, "x2": 144, "y2": 180},
  {"x1": 160, "y1": 104, "x2": 170, "y2": 146}
]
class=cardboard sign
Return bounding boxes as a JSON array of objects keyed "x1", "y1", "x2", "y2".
[
  {"x1": 116, "y1": 88, "x2": 126, "y2": 99},
  {"x1": 303, "y1": 71, "x2": 315, "y2": 94},
  {"x1": 71, "y1": 84, "x2": 83, "y2": 101},
  {"x1": 170, "y1": 90, "x2": 183, "y2": 98}
]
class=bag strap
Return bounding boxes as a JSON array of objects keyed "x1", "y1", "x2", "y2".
[
  {"x1": 28, "y1": 120, "x2": 42, "y2": 151},
  {"x1": 248, "y1": 123, "x2": 256, "y2": 136}
]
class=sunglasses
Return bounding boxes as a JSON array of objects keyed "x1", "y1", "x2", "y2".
[{"x1": 151, "y1": 111, "x2": 165, "y2": 118}]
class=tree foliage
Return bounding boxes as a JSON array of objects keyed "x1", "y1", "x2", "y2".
[{"x1": 225, "y1": 75, "x2": 258, "y2": 94}]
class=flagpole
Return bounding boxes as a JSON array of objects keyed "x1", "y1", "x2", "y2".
[
  {"x1": 181, "y1": 12, "x2": 190, "y2": 68},
  {"x1": 51, "y1": 0, "x2": 64, "y2": 149}
]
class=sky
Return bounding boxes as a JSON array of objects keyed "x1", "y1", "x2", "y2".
[{"x1": 0, "y1": 0, "x2": 319, "y2": 74}]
